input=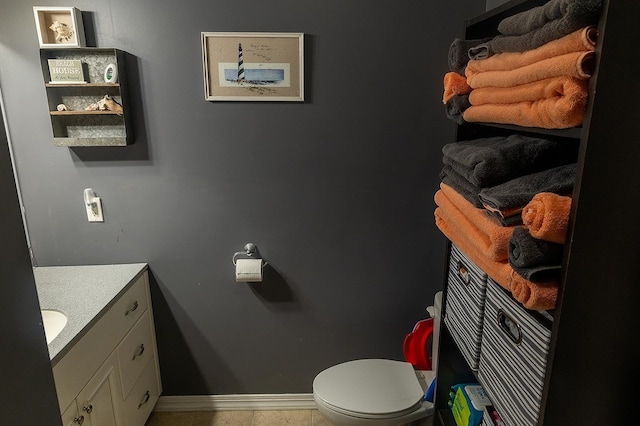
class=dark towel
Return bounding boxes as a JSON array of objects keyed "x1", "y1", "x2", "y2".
[
  {"x1": 440, "y1": 165, "x2": 483, "y2": 208},
  {"x1": 469, "y1": 0, "x2": 602, "y2": 60},
  {"x1": 442, "y1": 135, "x2": 579, "y2": 188},
  {"x1": 488, "y1": 211, "x2": 524, "y2": 227},
  {"x1": 448, "y1": 37, "x2": 492, "y2": 75},
  {"x1": 498, "y1": 0, "x2": 603, "y2": 36},
  {"x1": 509, "y1": 227, "x2": 564, "y2": 281},
  {"x1": 478, "y1": 163, "x2": 576, "y2": 212},
  {"x1": 469, "y1": 0, "x2": 602, "y2": 59},
  {"x1": 444, "y1": 95, "x2": 471, "y2": 125}
]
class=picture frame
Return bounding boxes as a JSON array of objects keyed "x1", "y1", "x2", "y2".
[
  {"x1": 201, "y1": 32, "x2": 304, "y2": 102},
  {"x1": 33, "y1": 6, "x2": 86, "y2": 48}
]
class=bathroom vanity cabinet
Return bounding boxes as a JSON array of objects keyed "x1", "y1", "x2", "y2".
[
  {"x1": 47, "y1": 270, "x2": 161, "y2": 426},
  {"x1": 39, "y1": 48, "x2": 132, "y2": 146},
  {"x1": 434, "y1": 0, "x2": 640, "y2": 425}
]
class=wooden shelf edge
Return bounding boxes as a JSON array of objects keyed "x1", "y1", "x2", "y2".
[
  {"x1": 50, "y1": 111, "x2": 123, "y2": 116},
  {"x1": 45, "y1": 83, "x2": 120, "y2": 88}
]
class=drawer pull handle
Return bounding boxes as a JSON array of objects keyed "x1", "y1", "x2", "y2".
[
  {"x1": 138, "y1": 390, "x2": 151, "y2": 409},
  {"x1": 456, "y1": 261, "x2": 471, "y2": 285},
  {"x1": 132, "y1": 344, "x2": 145, "y2": 360},
  {"x1": 74, "y1": 416, "x2": 85, "y2": 425},
  {"x1": 125, "y1": 300, "x2": 139, "y2": 316},
  {"x1": 82, "y1": 404, "x2": 93, "y2": 414},
  {"x1": 497, "y1": 309, "x2": 522, "y2": 344}
]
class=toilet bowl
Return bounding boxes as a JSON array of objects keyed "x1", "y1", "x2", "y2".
[{"x1": 312, "y1": 293, "x2": 442, "y2": 426}]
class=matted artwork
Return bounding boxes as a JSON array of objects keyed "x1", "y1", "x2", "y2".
[{"x1": 201, "y1": 32, "x2": 304, "y2": 102}]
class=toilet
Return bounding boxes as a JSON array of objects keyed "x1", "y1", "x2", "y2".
[{"x1": 313, "y1": 293, "x2": 442, "y2": 426}]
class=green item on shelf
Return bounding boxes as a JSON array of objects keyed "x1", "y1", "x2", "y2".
[{"x1": 450, "y1": 384, "x2": 492, "y2": 426}]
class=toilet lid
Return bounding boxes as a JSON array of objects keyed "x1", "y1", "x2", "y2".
[{"x1": 313, "y1": 359, "x2": 424, "y2": 418}]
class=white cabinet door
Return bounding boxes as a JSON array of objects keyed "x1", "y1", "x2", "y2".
[
  {"x1": 76, "y1": 352, "x2": 124, "y2": 426},
  {"x1": 61, "y1": 402, "x2": 82, "y2": 426}
]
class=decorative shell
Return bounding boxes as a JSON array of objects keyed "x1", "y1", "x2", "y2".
[
  {"x1": 56, "y1": 103, "x2": 69, "y2": 111},
  {"x1": 99, "y1": 95, "x2": 123, "y2": 114},
  {"x1": 85, "y1": 95, "x2": 123, "y2": 115},
  {"x1": 49, "y1": 21, "x2": 74, "y2": 44}
]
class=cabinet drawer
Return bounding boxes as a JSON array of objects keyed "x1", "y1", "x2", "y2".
[
  {"x1": 117, "y1": 310, "x2": 154, "y2": 398},
  {"x1": 444, "y1": 243, "x2": 488, "y2": 370},
  {"x1": 106, "y1": 274, "x2": 148, "y2": 344},
  {"x1": 123, "y1": 357, "x2": 160, "y2": 426},
  {"x1": 478, "y1": 279, "x2": 552, "y2": 426}
]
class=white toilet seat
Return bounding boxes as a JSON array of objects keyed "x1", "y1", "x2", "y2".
[{"x1": 313, "y1": 359, "x2": 433, "y2": 424}]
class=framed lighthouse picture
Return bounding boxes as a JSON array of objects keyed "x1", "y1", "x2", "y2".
[{"x1": 201, "y1": 32, "x2": 304, "y2": 101}]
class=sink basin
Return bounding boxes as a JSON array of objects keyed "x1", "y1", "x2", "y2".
[{"x1": 41, "y1": 310, "x2": 67, "y2": 344}]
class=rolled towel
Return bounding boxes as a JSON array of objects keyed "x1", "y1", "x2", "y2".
[
  {"x1": 466, "y1": 50, "x2": 595, "y2": 89},
  {"x1": 509, "y1": 226, "x2": 564, "y2": 281},
  {"x1": 435, "y1": 183, "x2": 515, "y2": 261},
  {"x1": 466, "y1": 26, "x2": 596, "y2": 77},
  {"x1": 463, "y1": 88, "x2": 588, "y2": 129},
  {"x1": 498, "y1": 0, "x2": 602, "y2": 36},
  {"x1": 443, "y1": 72, "x2": 472, "y2": 104},
  {"x1": 522, "y1": 192, "x2": 572, "y2": 244},
  {"x1": 440, "y1": 165, "x2": 483, "y2": 208},
  {"x1": 445, "y1": 95, "x2": 471, "y2": 125},
  {"x1": 468, "y1": 75, "x2": 588, "y2": 106},
  {"x1": 442, "y1": 134, "x2": 579, "y2": 188},
  {"x1": 510, "y1": 271, "x2": 558, "y2": 311},
  {"x1": 434, "y1": 209, "x2": 558, "y2": 310},
  {"x1": 448, "y1": 37, "x2": 493, "y2": 75},
  {"x1": 478, "y1": 163, "x2": 576, "y2": 215}
]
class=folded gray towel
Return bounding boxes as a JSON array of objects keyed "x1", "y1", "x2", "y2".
[
  {"x1": 442, "y1": 135, "x2": 579, "y2": 188},
  {"x1": 509, "y1": 226, "x2": 564, "y2": 281},
  {"x1": 469, "y1": 0, "x2": 602, "y2": 59},
  {"x1": 440, "y1": 165, "x2": 483, "y2": 208},
  {"x1": 445, "y1": 95, "x2": 471, "y2": 125},
  {"x1": 478, "y1": 163, "x2": 576, "y2": 212},
  {"x1": 498, "y1": 0, "x2": 602, "y2": 36},
  {"x1": 449, "y1": 37, "x2": 492, "y2": 75}
]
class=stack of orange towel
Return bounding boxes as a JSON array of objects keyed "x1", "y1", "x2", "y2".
[
  {"x1": 435, "y1": 184, "x2": 572, "y2": 311},
  {"x1": 442, "y1": 26, "x2": 597, "y2": 129}
]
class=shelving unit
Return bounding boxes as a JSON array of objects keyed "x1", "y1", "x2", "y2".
[
  {"x1": 434, "y1": 0, "x2": 640, "y2": 425},
  {"x1": 39, "y1": 48, "x2": 132, "y2": 146}
]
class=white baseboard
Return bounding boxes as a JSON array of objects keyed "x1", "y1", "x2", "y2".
[{"x1": 154, "y1": 393, "x2": 317, "y2": 412}]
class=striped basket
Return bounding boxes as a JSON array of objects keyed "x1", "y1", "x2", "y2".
[
  {"x1": 482, "y1": 415, "x2": 494, "y2": 426},
  {"x1": 444, "y1": 244, "x2": 489, "y2": 371},
  {"x1": 478, "y1": 279, "x2": 553, "y2": 426}
]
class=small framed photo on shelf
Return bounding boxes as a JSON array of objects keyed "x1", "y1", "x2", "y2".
[
  {"x1": 201, "y1": 32, "x2": 304, "y2": 102},
  {"x1": 33, "y1": 6, "x2": 86, "y2": 48},
  {"x1": 47, "y1": 59, "x2": 86, "y2": 84}
]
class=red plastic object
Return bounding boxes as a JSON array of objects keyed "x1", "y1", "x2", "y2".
[{"x1": 403, "y1": 318, "x2": 434, "y2": 370}]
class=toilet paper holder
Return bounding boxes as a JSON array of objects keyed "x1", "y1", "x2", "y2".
[{"x1": 232, "y1": 242, "x2": 267, "y2": 267}]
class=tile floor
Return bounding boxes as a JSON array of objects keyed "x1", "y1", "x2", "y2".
[
  {"x1": 145, "y1": 410, "x2": 435, "y2": 426},
  {"x1": 144, "y1": 410, "x2": 336, "y2": 426}
]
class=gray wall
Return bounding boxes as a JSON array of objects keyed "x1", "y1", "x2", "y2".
[
  {"x1": 487, "y1": 0, "x2": 511, "y2": 10},
  {"x1": 0, "y1": 91, "x2": 61, "y2": 425},
  {"x1": 0, "y1": 0, "x2": 484, "y2": 394}
]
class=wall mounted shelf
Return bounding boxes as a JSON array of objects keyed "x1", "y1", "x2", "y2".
[{"x1": 39, "y1": 48, "x2": 132, "y2": 147}]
